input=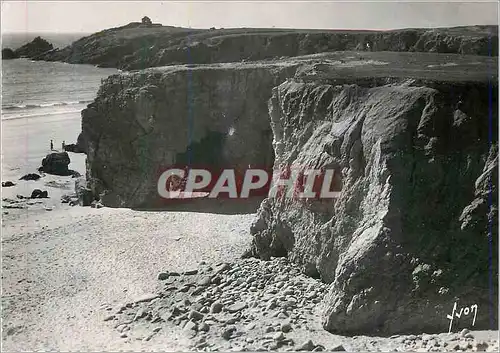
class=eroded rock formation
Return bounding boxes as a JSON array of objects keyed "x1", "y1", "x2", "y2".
[
  {"x1": 250, "y1": 62, "x2": 498, "y2": 335},
  {"x1": 82, "y1": 62, "x2": 296, "y2": 207},
  {"x1": 14, "y1": 36, "x2": 54, "y2": 58},
  {"x1": 81, "y1": 50, "x2": 497, "y2": 335}
]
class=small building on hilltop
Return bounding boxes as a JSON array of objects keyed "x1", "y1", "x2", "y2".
[{"x1": 142, "y1": 16, "x2": 152, "y2": 26}]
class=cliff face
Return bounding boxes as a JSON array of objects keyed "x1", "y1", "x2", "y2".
[
  {"x1": 81, "y1": 50, "x2": 497, "y2": 335},
  {"x1": 35, "y1": 25, "x2": 498, "y2": 69},
  {"x1": 250, "y1": 61, "x2": 498, "y2": 334},
  {"x1": 82, "y1": 62, "x2": 297, "y2": 207}
]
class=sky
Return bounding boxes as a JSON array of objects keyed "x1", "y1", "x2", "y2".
[{"x1": 1, "y1": 0, "x2": 499, "y2": 33}]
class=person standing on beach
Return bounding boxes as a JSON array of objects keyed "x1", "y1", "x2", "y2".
[{"x1": 50, "y1": 140, "x2": 54, "y2": 151}]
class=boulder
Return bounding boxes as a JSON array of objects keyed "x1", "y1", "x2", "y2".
[
  {"x1": 39, "y1": 152, "x2": 71, "y2": 175},
  {"x1": 2, "y1": 181, "x2": 15, "y2": 187},
  {"x1": 19, "y1": 173, "x2": 41, "y2": 181},
  {"x1": 30, "y1": 189, "x2": 48, "y2": 198}
]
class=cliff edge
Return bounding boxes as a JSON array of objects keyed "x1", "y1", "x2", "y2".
[{"x1": 35, "y1": 24, "x2": 498, "y2": 69}]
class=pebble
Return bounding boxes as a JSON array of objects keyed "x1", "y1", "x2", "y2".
[
  {"x1": 331, "y1": 344, "x2": 345, "y2": 351},
  {"x1": 297, "y1": 339, "x2": 315, "y2": 351},
  {"x1": 210, "y1": 301, "x2": 223, "y2": 313},
  {"x1": 183, "y1": 320, "x2": 198, "y2": 332},
  {"x1": 273, "y1": 332, "x2": 285, "y2": 341},
  {"x1": 183, "y1": 269, "x2": 198, "y2": 275},
  {"x1": 188, "y1": 310, "x2": 204, "y2": 321},
  {"x1": 133, "y1": 293, "x2": 159, "y2": 304},
  {"x1": 199, "y1": 322, "x2": 210, "y2": 332},
  {"x1": 227, "y1": 302, "x2": 247, "y2": 313},
  {"x1": 459, "y1": 328, "x2": 470, "y2": 337},
  {"x1": 281, "y1": 322, "x2": 292, "y2": 333},
  {"x1": 103, "y1": 315, "x2": 115, "y2": 322},
  {"x1": 157, "y1": 272, "x2": 169, "y2": 280},
  {"x1": 222, "y1": 326, "x2": 236, "y2": 340},
  {"x1": 198, "y1": 276, "x2": 212, "y2": 286}
]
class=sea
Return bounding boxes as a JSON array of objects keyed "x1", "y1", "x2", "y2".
[{"x1": 1, "y1": 33, "x2": 118, "y2": 182}]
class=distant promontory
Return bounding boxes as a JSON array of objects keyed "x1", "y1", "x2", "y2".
[
  {"x1": 31, "y1": 23, "x2": 498, "y2": 70},
  {"x1": 2, "y1": 36, "x2": 54, "y2": 60}
]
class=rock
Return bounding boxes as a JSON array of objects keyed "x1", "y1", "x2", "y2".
[
  {"x1": 90, "y1": 200, "x2": 103, "y2": 208},
  {"x1": 35, "y1": 26, "x2": 497, "y2": 71},
  {"x1": 331, "y1": 344, "x2": 346, "y2": 351},
  {"x1": 133, "y1": 309, "x2": 147, "y2": 321},
  {"x1": 297, "y1": 340, "x2": 315, "y2": 351},
  {"x1": 222, "y1": 326, "x2": 236, "y2": 340},
  {"x1": 199, "y1": 322, "x2": 210, "y2": 332},
  {"x1": 75, "y1": 178, "x2": 93, "y2": 206},
  {"x1": 63, "y1": 140, "x2": 86, "y2": 154},
  {"x1": 251, "y1": 71, "x2": 499, "y2": 335},
  {"x1": 38, "y1": 152, "x2": 72, "y2": 175},
  {"x1": 281, "y1": 322, "x2": 292, "y2": 333},
  {"x1": 475, "y1": 342, "x2": 488, "y2": 351},
  {"x1": 133, "y1": 293, "x2": 159, "y2": 304},
  {"x1": 30, "y1": 189, "x2": 48, "y2": 199},
  {"x1": 157, "y1": 272, "x2": 169, "y2": 280},
  {"x1": 2, "y1": 48, "x2": 19, "y2": 60},
  {"x1": 197, "y1": 276, "x2": 212, "y2": 286},
  {"x1": 215, "y1": 263, "x2": 230, "y2": 275},
  {"x1": 19, "y1": 173, "x2": 41, "y2": 181},
  {"x1": 210, "y1": 301, "x2": 223, "y2": 313},
  {"x1": 460, "y1": 329, "x2": 470, "y2": 337},
  {"x1": 2, "y1": 181, "x2": 15, "y2": 187},
  {"x1": 227, "y1": 302, "x2": 247, "y2": 313},
  {"x1": 273, "y1": 332, "x2": 285, "y2": 341},
  {"x1": 188, "y1": 310, "x2": 204, "y2": 321},
  {"x1": 76, "y1": 132, "x2": 88, "y2": 154},
  {"x1": 183, "y1": 269, "x2": 198, "y2": 275},
  {"x1": 183, "y1": 320, "x2": 197, "y2": 332},
  {"x1": 103, "y1": 314, "x2": 115, "y2": 321},
  {"x1": 14, "y1": 36, "x2": 53, "y2": 58}
]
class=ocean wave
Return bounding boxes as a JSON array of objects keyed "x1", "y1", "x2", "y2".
[
  {"x1": 1, "y1": 109, "x2": 82, "y2": 121},
  {"x1": 2, "y1": 100, "x2": 92, "y2": 110}
]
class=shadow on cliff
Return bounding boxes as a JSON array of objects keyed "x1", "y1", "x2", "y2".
[{"x1": 132, "y1": 196, "x2": 265, "y2": 215}]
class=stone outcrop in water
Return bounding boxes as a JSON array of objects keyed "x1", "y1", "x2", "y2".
[
  {"x1": 14, "y1": 36, "x2": 54, "y2": 58},
  {"x1": 34, "y1": 25, "x2": 498, "y2": 70},
  {"x1": 80, "y1": 50, "x2": 497, "y2": 335}
]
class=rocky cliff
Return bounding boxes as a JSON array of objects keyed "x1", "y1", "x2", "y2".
[
  {"x1": 82, "y1": 61, "x2": 298, "y2": 207},
  {"x1": 81, "y1": 50, "x2": 497, "y2": 335},
  {"x1": 35, "y1": 25, "x2": 498, "y2": 69},
  {"x1": 250, "y1": 55, "x2": 498, "y2": 335},
  {"x1": 14, "y1": 36, "x2": 54, "y2": 58}
]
